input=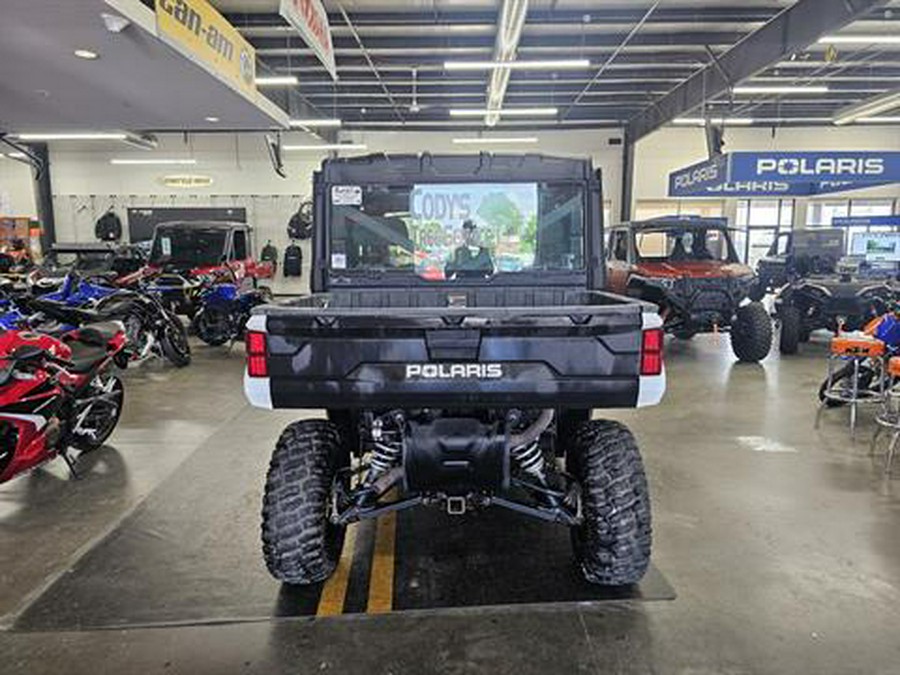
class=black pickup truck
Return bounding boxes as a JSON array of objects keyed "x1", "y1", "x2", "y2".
[{"x1": 243, "y1": 153, "x2": 666, "y2": 587}]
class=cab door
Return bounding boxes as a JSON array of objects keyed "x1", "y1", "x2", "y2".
[{"x1": 605, "y1": 230, "x2": 632, "y2": 294}]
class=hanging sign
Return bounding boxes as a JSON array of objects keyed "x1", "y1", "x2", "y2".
[
  {"x1": 155, "y1": 0, "x2": 257, "y2": 97},
  {"x1": 161, "y1": 174, "x2": 215, "y2": 188},
  {"x1": 833, "y1": 215, "x2": 900, "y2": 228},
  {"x1": 669, "y1": 152, "x2": 900, "y2": 198},
  {"x1": 668, "y1": 154, "x2": 730, "y2": 196},
  {"x1": 279, "y1": 0, "x2": 337, "y2": 81}
]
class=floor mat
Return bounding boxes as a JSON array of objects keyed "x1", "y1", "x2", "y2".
[
  {"x1": 13, "y1": 409, "x2": 674, "y2": 631},
  {"x1": 15, "y1": 504, "x2": 673, "y2": 631}
]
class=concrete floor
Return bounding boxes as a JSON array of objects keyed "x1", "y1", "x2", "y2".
[{"x1": 2, "y1": 333, "x2": 900, "y2": 674}]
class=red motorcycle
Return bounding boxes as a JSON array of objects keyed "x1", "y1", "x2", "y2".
[{"x1": 0, "y1": 322, "x2": 127, "y2": 483}]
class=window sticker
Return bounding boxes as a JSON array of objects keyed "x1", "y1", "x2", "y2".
[
  {"x1": 331, "y1": 185, "x2": 362, "y2": 206},
  {"x1": 161, "y1": 236, "x2": 172, "y2": 256},
  {"x1": 331, "y1": 253, "x2": 347, "y2": 269}
]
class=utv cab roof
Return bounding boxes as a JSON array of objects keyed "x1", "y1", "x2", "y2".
[
  {"x1": 615, "y1": 217, "x2": 731, "y2": 231},
  {"x1": 317, "y1": 151, "x2": 597, "y2": 183}
]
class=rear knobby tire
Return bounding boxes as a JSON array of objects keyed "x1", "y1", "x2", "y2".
[
  {"x1": 261, "y1": 420, "x2": 346, "y2": 585},
  {"x1": 568, "y1": 420, "x2": 651, "y2": 586},
  {"x1": 730, "y1": 301, "x2": 773, "y2": 363},
  {"x1": 778, "y1": 305, "x2": 802, "y2": 355}
]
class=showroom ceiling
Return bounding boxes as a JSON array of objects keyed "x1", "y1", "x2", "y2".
[
  {"x1": 0, "y1": 0, "x2": 287, "y2": 134},
  {"x1": 201, "y1": 0, "x2": 900, "y2": 131}
]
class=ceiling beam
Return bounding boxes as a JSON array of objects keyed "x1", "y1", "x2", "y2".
[
  {"x1": 484, "y1": 0, "x2": 528, "y2": 127},
  {"x1": 625, "y1": 0, "x2": 892, "y2": 142}
]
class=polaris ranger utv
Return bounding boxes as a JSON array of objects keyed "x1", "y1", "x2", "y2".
[
  {"x1": 243, "y1": 153, "x2": 666, "y2": 587},
  {"x1": 756, "y1": 228, "x2": 898, "y2": 354},
  {"x1": 606, "y1": 217, "x2": 772, "y2": 362}
]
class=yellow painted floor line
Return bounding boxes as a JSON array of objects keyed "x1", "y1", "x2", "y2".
[
  {"x1": 316, "y1": 524, "x2": 358, "y2": 617},
  {"x1": 366, "y1": 510, "x2": 397, "y2": 614}
]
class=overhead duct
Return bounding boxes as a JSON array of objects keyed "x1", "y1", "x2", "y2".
[{"x1": 484, "y1": 0, "x2": 528, "y2": 127}]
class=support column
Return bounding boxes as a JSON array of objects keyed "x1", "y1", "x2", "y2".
[
  {"x1": 28, "y1": 143, "x2": 56, "y2": 253},
  {"x1": 620, "y1": 132, "x2": 635, "y2": 223}
]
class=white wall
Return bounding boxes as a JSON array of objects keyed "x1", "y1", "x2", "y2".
[
  {"x1": 44, "y1": 128, "x2": 625, "y2": 285},
  {"x1": 633, "y1": 125, "x2": 900, "y2": 220},
  {"x1": 35, "y1": 123, "x2": 900, "y2": 256},
  {"x1": 0, "y1": 156, "x2": 37, "y2": 217}
]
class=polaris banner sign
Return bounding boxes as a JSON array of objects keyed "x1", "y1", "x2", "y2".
[
  {"x1": 668, "y1": 154, "x2": 730, "y2": 195},
  {"x1": 669, "y1": 152, "x2": 900, "y2": 198}
]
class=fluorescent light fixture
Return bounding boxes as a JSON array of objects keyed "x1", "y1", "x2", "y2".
[
  {"x1": 672, "y1": 117, "x2": 755, "y2": 126},
  {"x1": 282, "y1": 143, "x2": 368, "y2": 151},
  {"x1": 74, "y1": 49, "x2": 99, "y2": 60},
  {"x1": 449, "y1": 107, "x2": 558, "y2": 117},
  {"x1": 205, "y1": 116, "x2": 220, "y2": 122},
  {"x1": 733, "y1": 85, "x2": 829, "y2": 95},
  {"x1": 444, "y1": 59, "x2": 590, "y2": 71},
  {"x1": 833, "y1": 89, "x2": 900, "y2": 125},
  {"x1": 110, "y1": 158, "x2": 198, "y2": 165},
  {"x1": 255, "y1": 75, "x2": 299, "y2": 86},
  {"x1": 452, "y1": 136, "x2": 539, "y2": 144},
  {"x1": 819, "y1": 35, "x2": 900, "y2": 45},
  {"x1": 4, "y1": 152, "x2": 27, "y2": 159},
  {"x1": 16, "y1": 132, "x2": 127, "y2": 141},
  {"x1": 289, "y1": 118, "x2": 342, "y2": 128},
  {"x1": 857, "y1": 116, "x2": 900, "y2": 124}
]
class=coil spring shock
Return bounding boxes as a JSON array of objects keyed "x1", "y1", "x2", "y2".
[
  {"x1": 510, "y1": 441, "x2": 549, "y2": 482},
  {"x1": 364, "y1": 415, "x2": 403, "y2": 485}
]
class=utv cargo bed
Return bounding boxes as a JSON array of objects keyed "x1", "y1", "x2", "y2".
[{"x1": 247, "y1": 287, "x2": 661, "y2": 410}]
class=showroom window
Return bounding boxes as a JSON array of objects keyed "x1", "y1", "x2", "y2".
[
  {"x1": 633, "y1": 200, "x2": 725, "y2": 221},
  {"x1": 734, "y1": 199, "x2": 794, "y2": 268},
  {"x1": 807, "y1": 198, "x2": 897, "y2": 250}
]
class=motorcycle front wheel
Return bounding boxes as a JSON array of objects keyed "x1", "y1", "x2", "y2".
[
  {"x1": 70, "y1": 374, "x2": 125, "y2": 452},
  {"x1": 161, "y1": 319, "x2": 192, "y2": 367}
]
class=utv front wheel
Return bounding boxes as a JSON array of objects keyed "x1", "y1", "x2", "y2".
[
  {"x1": 731, "y1": 301, "x2": 773, "y2": 363},
  {"x1": 569, "y1": 420, "x2": 651, "y2": 586},
  {"x1": 779, "y1": 305, "x2": 802, "y2": 355},
  {"x1": 261, "y1": 420, "x2": 346, "y2": 584}
]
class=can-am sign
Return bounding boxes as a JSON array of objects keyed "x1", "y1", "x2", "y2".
[
  {"x1": 669, "y1": 152, "x2": 900, "y2": 198},
  {"x1": 279, "y1": 0, "x2": 336, "y2": 81}
]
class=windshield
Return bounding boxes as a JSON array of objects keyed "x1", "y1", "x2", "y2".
[
  {"x1": 329, "y1": 182, "x2": 585, "y2": 280},
  {"x1": 635, "y1": 226, "x2": 737, "y2": 263},
  {"x1": 150, "y1": 228, "x2": 228, "y2": 268}
]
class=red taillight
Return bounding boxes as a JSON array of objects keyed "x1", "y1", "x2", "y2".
[
  {"x1": 246, "y1": 331, "x2": 268, "y2": 377},
  {"x1": 641, "y1": 328, "x2": 664, "y2": 376}
]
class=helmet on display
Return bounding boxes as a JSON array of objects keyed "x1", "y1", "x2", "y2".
[
  {"x1": 95, "y1": 210, "x2": 123, "y2": 241},
  {"x1": 287, "y1": 201, "x2": 313, "y2": 240}
]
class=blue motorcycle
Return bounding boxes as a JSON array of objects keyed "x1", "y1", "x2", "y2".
[
  {"x1": 191, "y1": 281, "x2": 272, "y2": 346},
  {"x1": 0, "y1": 272, "x2": 117, "y2": 333},
  {"x1": 42, "y1": 271, "x2": 117, "y2": 306}
]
